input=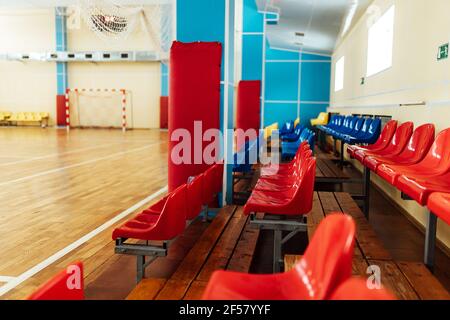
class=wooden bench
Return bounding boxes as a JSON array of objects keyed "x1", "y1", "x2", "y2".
[
  {"x1": 285, "y1": 191, "x2": 450, "y2": 300},
  {"x1": 126, "y1": 205, "x2": 260, "y2": 300}
]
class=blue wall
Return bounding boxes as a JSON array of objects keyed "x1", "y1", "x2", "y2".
[{"x1": 241, "y1": 0, "x2": 331, "y2": 127}]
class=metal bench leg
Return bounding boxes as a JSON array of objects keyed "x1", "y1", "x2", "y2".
[
  {"x1": 340, "y1": 141, "x2": 345, "y2": 167},
  {"x1": 424, "y1": 212, "x2": 437, "y2": 272},
  {"x1": 273, "y1": 230, "x2": 282, "y2": 273},
  {"x1": 136, "y1": 255, "x2": 145, "y2": 284},
  {"x1": 363, "y1": 167, "x2": 371, "y2": 219}
]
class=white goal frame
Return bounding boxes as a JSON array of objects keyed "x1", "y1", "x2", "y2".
[{"x1": 65, "y1": 88, "x2": 128, "y2": 132}]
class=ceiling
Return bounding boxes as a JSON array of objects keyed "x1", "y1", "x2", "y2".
[
  {"x1": 0, "y1": 0, "x2": 170, "y2": 8},
  {"x1": 256, "y1": 0, "x2": 372, "y2": 55}
]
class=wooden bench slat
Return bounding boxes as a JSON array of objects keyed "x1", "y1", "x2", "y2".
[
  {"x1": 307, "y1": 193, "x2": 326, "y2": 241},
  {"x1": 183, "y1": 280, "x2": 208, "y2": 300},
  {"x1": 227, "y1": 223, "x2": 260, "y2": 273},
  {"x1": 397, "y1": 261, "x2": 450, "y2": 300},
  {"x1": 169, "y1": 205, "x2": 237, "y2": 282},
  {"x1": 126, "y1": 278, "x2": 166, "y2": 300},
  {"x1": 316, "y1": 159, "x2": 336, "y2": 178},
  {"x1": 368, "y1": 259, "x2": 419, "y2": 300},
  {"x1": 334, "y1": 192, "x2": 392, "y2": 261},
  {"x1": 155, "y1": 279, "x2": 191, "y2": 300},
  {"x1": 322, "y1": 158, "x2": 348, "y2": 179},
  {"x1": 196, "y1": 207, "x2": 248, "y2": 281},
  {"x1": 318, "y1": 192, "x2": 343, "y2": 214}
]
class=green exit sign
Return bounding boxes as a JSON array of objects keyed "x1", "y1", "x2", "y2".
[{"x1": 438, "y1": 43, "x2": 449, "y2": 61}]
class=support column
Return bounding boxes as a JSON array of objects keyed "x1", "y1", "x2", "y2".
[
  {"x1": 55, "y1": 7, "x2": 68, "y2": 127},
  {"x1": 424, "y1": 212, "x2": 438, "y2": 271}
]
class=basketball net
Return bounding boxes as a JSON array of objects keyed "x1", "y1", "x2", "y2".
[{"x1": 77, "y1": 0, "x2": 174, "y2": 56}]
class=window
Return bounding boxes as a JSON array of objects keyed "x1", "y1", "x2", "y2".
[
  {"x1": 367, "y1": 5, "x2": 395, "y2": 77},
  {"x1": 334, "y1": 56, "x2": 345, "y2": 92}
]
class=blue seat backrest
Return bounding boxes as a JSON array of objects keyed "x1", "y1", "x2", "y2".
[
  {"x1": 360, "y1": 118, "x2": 373, "y2": 133},
  {"x1": 368, "y1": 118, "x2": 381, "y2": 135},
  {"x1": 353, "y1": 117, "x2": 366, "y2": 133}
]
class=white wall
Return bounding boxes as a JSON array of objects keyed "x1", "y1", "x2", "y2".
[
  {"x1": 0, "y1": 7, "x2": 162, "y2": 128},
  {"x1": 330, "y1": 0, "x2": 450, "y2": 249},
  {"x1": 0, "y1": 9, "x2": 56, "y2": 121}
]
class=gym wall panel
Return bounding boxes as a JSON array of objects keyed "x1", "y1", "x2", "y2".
[
  {"x1": 236, "y1": 80, "x2": 261, "y2": 132},
  {"x1": 243, "y1": 0, "x2": 264, "y2": 33},
  {"x1": 0, "y1": 9, "x2": 57, "y2": 123},
  {"x1": 264, "y1": 103, "x2": 297, "y2": 127},
  {"x1": 299, "y1": 103, "x2": 329, "y2": 127},
  {"x1": 239, "y1": 2, "x2": 331, "y2": 128},
  {"x1": 168, "y1": 42, "x2": 222, "y2": 192},
  {"x1": 242, "y1": 35, "x2": 263, "y2": 80},
  {"x1": 265, "y1": 62, "x2": 299, "y2": 101},
  {"x1": 330, "y1": 0, "x2": 450, "y2": 248},
  {"x1": 300, "y1": 61, "x2": 331, "y2": 102}
]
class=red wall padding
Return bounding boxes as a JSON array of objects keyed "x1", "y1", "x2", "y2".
[
  {"x1": 56, "y1": 95, "x2": 67, "y2": 126},
  {"x1": 168, "y1": 41, "x2": 222, "y2": 192},
  {"x1": 160, "y1": 96, "x2": 169, "y2": 129},
  {"x1": 236, "y1": 80, "x2": 261, "y2": 132}
]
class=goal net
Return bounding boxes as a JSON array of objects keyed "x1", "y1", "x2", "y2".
[
  {"x1": 65, "y1": 89, "x2": 131, "y2": 131},
  {"x1": 70, "y1": 0, "x2": 175, "y2": 57}
]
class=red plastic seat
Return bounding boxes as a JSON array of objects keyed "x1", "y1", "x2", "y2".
[
  {"x1": 112, "y1": 184, "x2": 187, "y2": 241},
  {"x1": 395, "y1": 172, "x2": 450, "y2": 206},
  {"x1": 377, "y1": 128, "x2": 450, "y2": 185},
  {"x1": 243, "y1": 157, "x2": 316, "y2": 216},
  {"x1": 347, "y1": 120, "x2": 397, "y2": 157},
  {"x1": 255, "y1": 150, "x2": 313, "y2": 192},
  {"x1": 330, "y1": 278, "x2": 395, "y2": 300},
  {"x1": 364, "y1": 124, "x2": 435, "y2": 172},
  {"x1": 186, "y1": 173, "x2": 204, "y2": 220},
  {"x1": 354, "y1": 121, "x2": 413, "y2": 164},
  {"x1": 427, "y1": 193, "x2": 450, "y2": 225},
  {"x1": 260, "y1": 142, "x2": 310, "y2": 176},
  {"x1": 202, "y1": 214, "x2": 356, "y2": 300},
  {"x1": 28, "y1": 262, "x2": 84, "y2": 300}
]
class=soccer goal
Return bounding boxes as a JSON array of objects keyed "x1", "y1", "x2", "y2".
[{"x1": 65, "y1": 88, "x2": 130, "y2": 131}]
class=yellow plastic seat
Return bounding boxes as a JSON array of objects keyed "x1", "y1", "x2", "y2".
[
  {"x1": 264, "y1": 122, "x2": 279, "y2": 140},
  {"x1": 310, "y1": 112, "x2": 329, "y2": 126},
  {"x1": 39, "y1": 112, "x2": 49, "y2": 119},
  {"x1": 294, "y1": 117, "x2": 300, "y2": 128}
]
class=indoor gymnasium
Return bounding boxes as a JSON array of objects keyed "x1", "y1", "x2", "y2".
[{"x1": 0, "y1": 0, "x2": 449, "y2": 306}]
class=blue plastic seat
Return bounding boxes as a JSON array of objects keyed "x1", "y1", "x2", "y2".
[
  {"x1": 331, "y1": 116, "x2": 358, "y2": 139},
  {"x1": 279, "y1": 121, "x2": 295, "y2": 136},
  {"x1": 233, "y1": 139, "x2": 258, "y2": 173},
  {"x1": 281, "y1": 128, "x2": 315, "y2": 159},
  {"x1": 281, "y1": 125, "x2": 305, "y2": 142},
  {"x1": 342, "y1": 118, "x2": 381, "y2": 145}
]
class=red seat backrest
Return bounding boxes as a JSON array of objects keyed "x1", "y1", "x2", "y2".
[
  {"x1": 398, "y1": 123, "x2": 435, "y2": 162},
  {"x1": 152, "y1": 184, "x2": 188, "y2": 239},
  {"x1": 284, "y1": 157, "x2": 316, "y2": 215},
  {"x1": 28, "y1": 262, "x2": 84, "y2": 300},
  {"x1": 372, "y1": 120, "x2": 398, "y2": 148},
  {"x1": 418, "y1": 128, "x2": 450, "y2": 175},
  {"x1": 286, "y1": 214, "x2": 356, "y2": 300},
  {"x1": 382, "y1": 121, "x2": 413, "y2": 155},
  {"x1": 187, "y1": 173, "x2": 204, "y2": 220},
  {"x1": 330, "y1": 278, "x2": 395, "y2": 300}
]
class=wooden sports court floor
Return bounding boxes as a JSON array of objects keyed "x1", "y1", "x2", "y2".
[{"x1": 0, "y1": 127, "x2": 169, "y2": 299}]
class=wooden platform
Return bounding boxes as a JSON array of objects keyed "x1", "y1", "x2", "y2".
[
  {"x1": 126, "y1": 205, "x2": 260, "y2": 300},
  {"x1": 286, "y1": 191, "x2": 450, "y2": 300},
  {"x1": 314, "y1": 148, "x2": 352, "y2": 184}
]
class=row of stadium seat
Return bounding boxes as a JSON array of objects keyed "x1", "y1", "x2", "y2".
[
  {"x1": 112, "y1": 163, "x2": 224, "y2": 282},
  {"x1": 202, "y1": 142, "x2": 394, "y2": 300},
  {"x1": 28, "y1": 216, "x2": 394, "y2": 300},
  {"x1": 202, "y1": 214, "x2": 394, "y2": 300},
  {"x1": 0, "y1": 112, "x2": 50, "y2": 125},
  {"x1": 281, "y1": 125, "x2": 315, "y2": 158},
  {"x1": 348, "y1": 120, "x2": 450, "y2": 269},
  {"x1": 319, "y1": 115, "x2": 381, "y2": 145}
]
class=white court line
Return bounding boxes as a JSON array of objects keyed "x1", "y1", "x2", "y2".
[
  {"x1": 0, "y1": 143, "x2": 162, "y2": 188},
  {"x1": 0, "y1": 276, "x2": 17, "y2": 283},
  {"x1": 0, "y1": 142, "x2": 120, "y2": 167},
  {"x1": 0, "y1": 186, "x2": 168, "y2": 297}
]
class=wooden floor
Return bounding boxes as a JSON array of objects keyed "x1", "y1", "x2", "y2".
[{"x1": 0, "y1": 127, "x2": 169, "y2": 299}]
